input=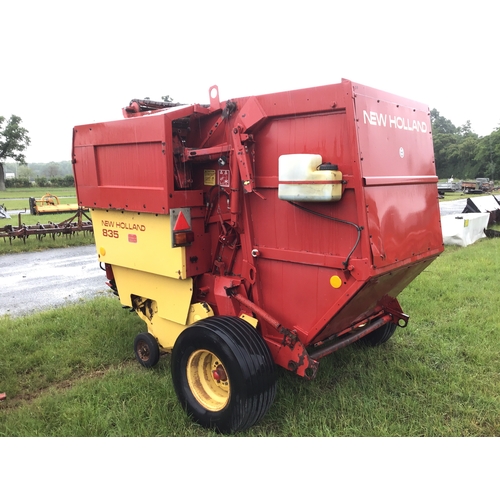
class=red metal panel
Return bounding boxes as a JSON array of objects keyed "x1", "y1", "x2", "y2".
[
  {"x1": 73, "y1": 145, "x2": 98, "y2": 202},
  {"x1": 309, "y1": 258, "x2": 435, "y2": 344},
  {"x1": 73, "y1": 113, "x2": 169, "y2": 213},
  {"x1": 248, "y1": 189, "x2": 363, "y2": 263},
  {"x1": 73, "y1": 106, "x2": 204, "y2": 214},
  {"x1": 253, "y1": 111, "x2": 352, "y2": 187},
  {"x1": 249, "y1": 109, "x2": 362, "y2": 265},
  {"x1": 364, "y1": 183, "x2": 443, "y2": 268},
  {"x1": 250, "y1": 257, "x2": 362, "y2": 345},
  {"x1": 352, "y1": 83, "x2": 443, "y2": 270},
  {"x1": 95, "y1": 142, "x2": 165, "y2": 188},
  {"x1": 238, "y1": 81, "x2": 442, "y2": 345},
  {"x1": 253, "y1": 81, "x2": 350, "y2": 120}
]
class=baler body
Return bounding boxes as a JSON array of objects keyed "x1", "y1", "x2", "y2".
[{"x1": 73, "y1": 80, "x2": 443, "y2": 430}]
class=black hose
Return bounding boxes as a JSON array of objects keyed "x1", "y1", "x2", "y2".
[{"x1": 288, "y1": 201, "x2": 363, "y2": 269}]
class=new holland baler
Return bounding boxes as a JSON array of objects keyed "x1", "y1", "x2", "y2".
[{"x1": 72, "y1": 79, "x2": 444, "y2": 432}]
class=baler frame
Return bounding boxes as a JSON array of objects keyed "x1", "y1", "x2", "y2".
[{"x1": 72, "y1": 80, "x2": 443, "y2": 432}]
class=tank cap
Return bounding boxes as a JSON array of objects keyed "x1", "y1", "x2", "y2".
[{"x1": 317, "y1": 163, "x2": 338, "y2": 171}]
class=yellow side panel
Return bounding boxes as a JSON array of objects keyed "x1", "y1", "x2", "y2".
[
  {"x1": 112, "y1": 266, "x2": 193, "y2": 325},
  {"x1": 91, "y1": 209, "x2": 186, "y2": 279},
  {"x1": 137, "y1": 303, "x2": 214, "y2": 352}
]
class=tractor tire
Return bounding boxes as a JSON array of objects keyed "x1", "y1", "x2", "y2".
[
  {"x1": 134, "y1": 332, "x2": 160, "y2": 368},
  {"x1": 359, "y1": 322, "x2": 397, "y2": 347},
  {"x1": 171, "y1": 316, "x2": 276, "y2": 433}
]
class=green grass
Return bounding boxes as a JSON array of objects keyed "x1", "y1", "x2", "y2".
[
  {"x1": 439, "y1": 191, "x2": 495, "y2": 202},
  {"x1": 0, "y1": 187, "x2": 77, "y2": 211},
  {"x1": 0, "y1": 186, "x2": 76, "y2": 200},
  {"x1": 1, "y1": 238, "x2": 499, "y2": 436},
  {"x1": 1, "y1": 197, "x2": 78, "y2": 211}
]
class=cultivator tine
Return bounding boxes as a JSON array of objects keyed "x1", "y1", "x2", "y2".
[{"x1": 0, "y1": 207, "x2": 93, "y2": 242}]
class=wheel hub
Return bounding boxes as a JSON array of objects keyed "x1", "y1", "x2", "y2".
[
  {"x1": 187, "y1": 349, "x2": 230, "y2": 411},
  {"x1": 137, "y1": 341, "x2": 150, "y2": 361},
  {"x1": 212, "y1": 365, "x2": 228, "y2": 381}
]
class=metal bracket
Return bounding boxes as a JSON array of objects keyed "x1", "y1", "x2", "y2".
[
  {"x1": 380, "y1": 295, "x2": 409, "y2": 327},
  {"x1": 232, "y1": 127, "x2": 255, "y2": 193}
]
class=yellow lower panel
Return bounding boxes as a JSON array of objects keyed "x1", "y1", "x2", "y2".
[
  {"x1": 112, "y1": 266, "x2": 213, "y2": 350},
  {"x1": 137, "y1": 302, "x2": 214, "y2": 351},
  {"x1": 112, "y1": 265, "x2": 193, "y2": 325}
]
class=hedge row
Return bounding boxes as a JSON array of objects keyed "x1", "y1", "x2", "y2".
[{"x1": 5, "y1": 175, "x2": 75, "y2": 188}]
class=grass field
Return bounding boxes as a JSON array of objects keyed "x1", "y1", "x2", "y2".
[
  {"x1": 1, "y1": 237, "x2": 499, "y2": 437},
  {"x1": 439, "y1": 191, "x2": 498, "y2": 202},
  {"x1": 0, "y1": 187, "x2": 77, "y2": 209},
  {"x1": 1, "y1": 197, "x2": 78, "y2": 211}
]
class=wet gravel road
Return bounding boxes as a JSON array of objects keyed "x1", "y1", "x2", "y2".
[{"x1": 0, "y1": 245, "x2": 109, "y2": 317}]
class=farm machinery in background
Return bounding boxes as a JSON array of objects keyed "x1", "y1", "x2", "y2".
[
  {"x1": 461, "y1": 178, "x2": 495, "y2": 194},
  {"x1": 72, "y1": 79, "x2": 444, "y2": 433},
  {"x1": 0, "y1": 194, "x2": 92, "y2": 243},
  {"x1": 28, "y1": 193, "x2": 84, "y2": 216},
  {"x1": 438, "y1": 177, "x2": 496, "y2": 196}
]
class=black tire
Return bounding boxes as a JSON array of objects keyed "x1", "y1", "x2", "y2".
[
  {"x1": 171, "y1": 316, "x2": 276, "y2": 433},
  {"x1": 134, "y1": 332, "x2": 160, "y2": 368},
  {"x1": 359, "y1": 322, "x2": 397, "y2": 347}
]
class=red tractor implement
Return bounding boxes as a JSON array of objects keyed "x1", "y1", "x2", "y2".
[{"x1": 72, "y1": 79, "x2": 444, "y2": 432}]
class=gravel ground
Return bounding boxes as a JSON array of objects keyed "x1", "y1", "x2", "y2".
[{"x1": 0, "y1": 245, "x2": 111, "y2": 317}]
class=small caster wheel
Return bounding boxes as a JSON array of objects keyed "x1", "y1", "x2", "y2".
[{"x1": 134, "y1": 332, "x2": 160, "y2": 368}]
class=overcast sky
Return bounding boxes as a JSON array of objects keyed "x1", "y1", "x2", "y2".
[{"x1": 2, "y1": 0, "x2": 497, "y2": 163}]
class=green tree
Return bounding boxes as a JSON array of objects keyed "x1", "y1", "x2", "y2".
[
  {"x1": 431, "y1": 108, "x2": 459, "y2": 178},
  {"x1": 430, "y1": 110, "x2": 482, "y2": 180},
  {"x1": 458, "y1": 120, "x2": 476, "y2": 137},
  {"x1": 161, "y1": 95, "x2": 173, "y2": 103},
  {"x1": 0, "y1": 115, "x2": 30, "y2": 191},
  {"x1": 432, "y1": 132, "x2": 459, "y2": 178},
  {"x1": 430, "y1": 108, "x2": 458, "y2": 135},
  {"x1": 457, "y1": 135, "x2": 479, "y2": 178},
  {"x1": 475, "y1": 129, "x2": 500, "y2": 180}
]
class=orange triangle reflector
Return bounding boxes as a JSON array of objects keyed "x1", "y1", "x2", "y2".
[{"x1": 174, "y1": 211, "x2": 190, "y2": 231}]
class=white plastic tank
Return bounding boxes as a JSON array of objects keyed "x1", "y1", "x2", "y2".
[{"x1": 278, "y1": 154, "x2": 343, "y2": 202}]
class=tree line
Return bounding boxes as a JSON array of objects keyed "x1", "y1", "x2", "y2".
[
  {"x1": 4, "y1": 173, "x2": 75, "y2": 188},
  {"x1": 431, "y1": 109, "x2": 499, "y2": 180},
  {"x1": 3, "y1": 160, "x2": 74, "y2": 188}
]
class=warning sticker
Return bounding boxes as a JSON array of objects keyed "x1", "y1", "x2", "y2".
[
  {"x1": 204, "y1": 169, "x2": 216, "y2": 186},
  {"x1": 217, "y1": 169, "x2": 230, "y2": 188}
]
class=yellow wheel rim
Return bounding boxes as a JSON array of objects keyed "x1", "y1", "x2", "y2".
[{"x1": 186, "y1": 349, "x2": 230, "y2": 411}]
